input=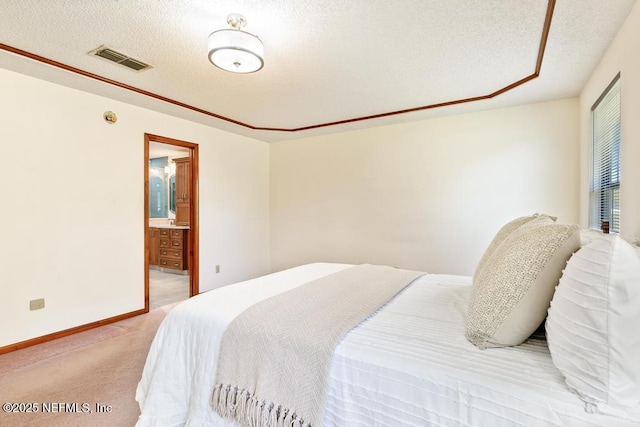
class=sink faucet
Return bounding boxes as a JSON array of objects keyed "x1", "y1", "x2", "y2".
[{"x1": 169, "y1": 219, "x2": 175, "y2": 225}]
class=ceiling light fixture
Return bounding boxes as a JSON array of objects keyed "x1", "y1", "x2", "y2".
[{"x1": 208, "y1": 14, "x2": 264, "y2": 74}]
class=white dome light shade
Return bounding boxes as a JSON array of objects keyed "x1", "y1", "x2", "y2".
[{"x1": 208, "y1": 29, "x2": 264, "y2": 73}]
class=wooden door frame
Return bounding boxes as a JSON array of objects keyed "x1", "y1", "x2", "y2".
[{"x1": 144, "y1": 133, "x2": 199, "y2": 310}]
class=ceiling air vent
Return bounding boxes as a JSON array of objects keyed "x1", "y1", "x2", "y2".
[{"x1": 88, "y1": 46, "x2": 152, "y2": 72}]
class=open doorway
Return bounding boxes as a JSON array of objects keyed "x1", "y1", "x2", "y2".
[{"x1": 144, "y1": 134, "x2": 199, "y2": 311}]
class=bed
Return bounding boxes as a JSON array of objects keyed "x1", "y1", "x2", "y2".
[{"x1": 135, "y1": 261, "x2": 639, "y2": 426}]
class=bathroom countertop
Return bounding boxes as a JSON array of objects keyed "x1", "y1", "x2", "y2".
[{"x1": 149, "y1": 224, "x2": 190, "y2": 229}]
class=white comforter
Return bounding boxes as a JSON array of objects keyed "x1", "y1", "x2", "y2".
[{"x1": 136, "y1": 263, "x2": 639, "y2": 426}]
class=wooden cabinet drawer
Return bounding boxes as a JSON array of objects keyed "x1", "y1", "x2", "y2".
[
  {"x1": 159, "y1": 258, "x2": 184, "y2": 270},
  {"x1": 150, "y1": 227, "x2": 187, "y2": 271},
  {"x1": 159, "y1": 248, "x2": 183, "y2": 260}
]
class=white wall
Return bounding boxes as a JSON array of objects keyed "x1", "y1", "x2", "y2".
[
  {"x1": 579, "y1": 0, "x2": 640, "y2": 242},
  {"x1": 270, "y1": 98, "x2": 580, "y2": 275},
  {"x1": 0, "y1": 69, "x2": 270, "y2": 347}
]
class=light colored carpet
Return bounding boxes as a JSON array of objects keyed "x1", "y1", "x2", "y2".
[{"x1": 0, "y1": 304, "x2": 174, "y2": 427}]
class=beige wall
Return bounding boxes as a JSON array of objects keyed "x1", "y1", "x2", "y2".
[
  {"x1": 579, "y1": 0, "x2": 640, "y2": 242},
  {"x1": 0, "y1": 69, "x2": 270, "y2": 347},
  {"x1": 270, "y1": 98, "x2": 580, "y2": 275}
]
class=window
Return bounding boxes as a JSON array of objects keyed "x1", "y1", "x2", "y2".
[{"x1": 589, "y1": 73, "x2": 621, "y2": 233}]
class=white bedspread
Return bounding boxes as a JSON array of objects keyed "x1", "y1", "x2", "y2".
[{"x1": 136, "y1": 263, "x2": 640, "y2": 426}]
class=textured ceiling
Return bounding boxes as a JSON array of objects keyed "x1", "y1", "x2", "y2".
[{"x1": 0, "y1": 0, "x2": 636, "y2": 142}]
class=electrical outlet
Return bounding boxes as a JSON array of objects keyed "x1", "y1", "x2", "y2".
[
  {"x1": 215, "y1": 265, "x2": 220, "y2": 274},
  {"x1": 30, "y1": 298, "x2": 45, "y2": 311}
]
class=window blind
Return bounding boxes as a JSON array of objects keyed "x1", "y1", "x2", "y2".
[{"x1": 589, "y1": 74, "x2": 621, "y2": 233}]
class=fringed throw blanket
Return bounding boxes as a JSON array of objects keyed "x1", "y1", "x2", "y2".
[{"x1": 211, "y1": 264, "x2": 424, "y2": 427}]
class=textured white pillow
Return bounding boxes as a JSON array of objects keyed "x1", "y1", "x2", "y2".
[
  {"x1": 466, "y1": 216, "x2": 579, "y2": 348},
  {"x1": 546, "y1": 235, "x2": 640, "y2": 415},
  {"x1": 474, "y1": 213, "x2": 556, "y2": 278}
]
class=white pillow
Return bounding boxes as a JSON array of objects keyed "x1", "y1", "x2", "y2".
[
  {"x1": 579, "y1": 229, "x2": 606, "y2": 246},
  {"x1": 546, "y1": 235, "x2": 640, "y2": 415},
  {"x1": 474, "y1": 213, "x2": 556, "y2": 278},
  {"x1": 466, "y1": 216, "x2": 579, "y2": 348}
]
